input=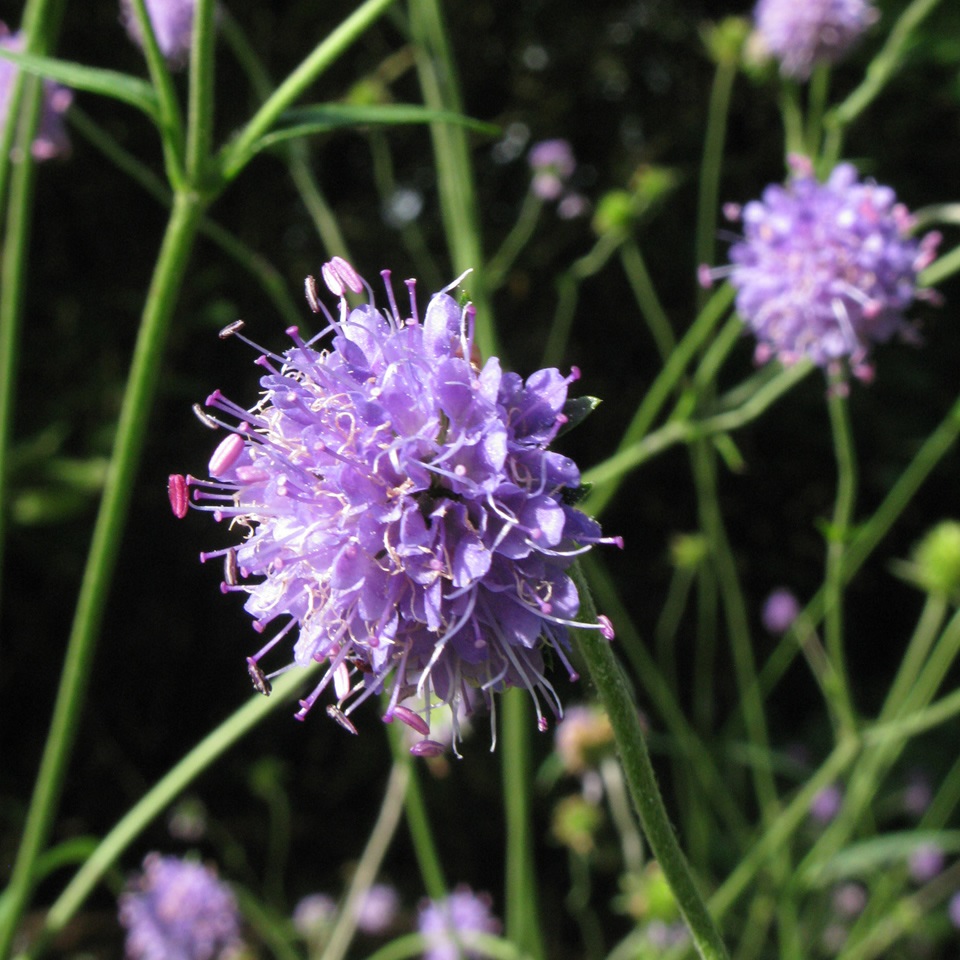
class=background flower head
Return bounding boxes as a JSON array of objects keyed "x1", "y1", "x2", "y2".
[
  {"x1": 0, "y1": 23, "x2": 72, "y2": 160},
  {"x1": 417, "y1": 886, "x2": 500, "y2": 960},
  {"x1": 753, "y1": 0, "x2": 878, "y2": 79},
  {"x1": 121, "y1": 0, "x2": 197, "y2": 67},
  {"x1": 172, "y1": 260, "x2": 618, "y2": 750},
  {"x1": 118, "y1": 854, "x2": 241, "y2": 960},
  {"x1": 723, "y1": 156, "x2": 939, "y2": 380}
]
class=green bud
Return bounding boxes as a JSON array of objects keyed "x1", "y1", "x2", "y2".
[
  {"x1": 552, "y1": 795, "x2": 603, "y2": 855},
  {"x1": 894, "y1": 521, "x2": 960, "y2": 601}
]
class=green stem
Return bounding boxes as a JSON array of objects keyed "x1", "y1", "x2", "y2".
[
  {"x1": 619, "y1": 240, "x2": 675, "y2": 362},
  {"x1": 823, "y1": 381, "x2": 859, "y2": 733},
  {"x1": 581, "y1": 283, "x2": 735, "y2": 517},
  {"x1": 695, "y1": 57, "x2": 736, "y2": 309},
  {"x1": 570, "y1": 564, "x2": 730, "y2": 960},
  {"x1": 805, "y1": 64, "x2": 830, "y2": 162},
  {"x1": 389, "y1": 725, "x2": 446, "y2": 901},
  {"x1": 321, "y1": 762, "x2": 410, "y2": 960},
  {"x1": 0, "y1": 192, "x2": 205, "y2": 960},
  {"x1": 500, "y1": 690, "x2": 544, "y2": 960},
  {"x1": 407, "y1": 0, "x2": 498, "y2": 359},
  {"x1": 486, "y1": 189, "x2": 544, "y2": 293},
  {"x1": 219, "y1": 0, "x2": 400, "y2": 181},
  {"x1": 186, "y1": 0, "x2": 218, "y2": 189}
]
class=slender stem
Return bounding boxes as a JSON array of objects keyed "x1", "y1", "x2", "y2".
[
  {"x1": 0, "y1": 192, "x2": 205, "y2": 960},
  {"x1": 695, "y1": 57, "x2": 736, "y2": 309},
  {"x1": 220, "y1": 0, "x2": 400, "y2": 180},
  {"x1": 570, "y1": 564, "x2": 730, "y2": 960},
  {"x1": 619, "y1": 240, "x2": 675, "y2": 362},
  {"x1": 805, "y1": 64, "x2": 830, "y2": 163},
  {"x1": 389, "y1": 724, "x2": 446, "y2": 901},
  {"x1": 321, "y1": 762, "x2": 410, "y2": 960},
  {"x1": 408, "y1": 0, "x2": 499, "y2": 360},
  {"x1": 186, "y1": 0, "x2": 218, "y2": 189},
  {"x1": 486, "y1": 190, "x2": 544, "y2": 293},
  {"x1": 823, "y1": 381, "x2": 859, "y2": 733},
  {"x1": 500, "y1": 689, "x2": 544, "y2": 960}
]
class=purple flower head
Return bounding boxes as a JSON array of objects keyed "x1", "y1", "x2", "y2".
[
  {"x1": 761, "y1": 588, "x2": 800, "y2": 634},
  {"x1": 119, "y1": 854, "x2": 241, "y2": 960},
  {"x1": 355, "y1": 883, "x2": 400, "y2": 935},
  {"x1": 0, "y1": 24, "x2": 72, "y2": 160},
  {"x1": 418, "y1": 886, "x2": 501, "y2": 960},
  {"x1": 810, "y1": 783, "x2": 843, "y2": 824},
  {"x1": 528, "y1": 139, "x2": 576, "y2": 201},
  {"x1": 908, "y1": 843, "x2": 945, "y2": 883},
  {"x1": 720, "y1": 156, "x2": 940, "y2": 381},
  {"x1": 121, "y1": 0, "x2": 196, "y2": 68},
  {"x1": 172, "y1": 260, "x2": 619, "y2": 752},
  {"x1": 292, "y1": 893, "x2": 337, "y2": 939},
  {"x1": 754, "y1": 0, "x2": 878, "y2": 79},
  {"x1": 950, "y1": 891, "x2": 960, "y2": 930}
]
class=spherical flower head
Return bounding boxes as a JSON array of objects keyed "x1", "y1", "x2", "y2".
[
  {"x1": 950, "y1": 891, "x2": 960, "y2": 930},
  {"x1": 810, "y1": 783, "x2": 843, "y2": 824},
  {"x1": 761, "y1": 588, "x2": 800, "y2": 634},
  {"x1": 118, "y1": 854, "x2": 241, "y2": 960},
  {"x1": 753, "y1": 0, "x2": 878, "y2": 79},
  {"x1": 172, "y1": 260, "x2": 619, "y2": 752},
  {"x1": 121, "y1": 0, "x2": 197, "y2": 68},
  {"x1": 0, "y1": 23, "x2": 72, "y2": 160},
  {"x1": 908, "y1": 843, "x2": 945, "y2": 883},
  {"x1": 554, "y1": 704, "x2": 614, "y2": 774},
  {"x1": 355, "y1": 883, "x2": 400, "y2": 935},
  {"x1": 418, "y1": 886, "x2": 500, "y2": 960},
  {"x1": 725, "y1": 156, "x2": 940, "y2": 380},
  {"x1": 528, "y1": 139, "x2": 576, "y2": 201},
  {"x1": 292, "y1": 893, "x2": 337, "y2": 940}
]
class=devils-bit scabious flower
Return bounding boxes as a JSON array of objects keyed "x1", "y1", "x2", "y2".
[
  {"x1": 528, "y1": 138, "x2": 576, "y2": 201},
  {"x1": 119, "y1": 854, "x2": 241, "y2": 960},
  {"x1": 171, "y1": 259, "x2": 618, "y2": 752},
  {"x1": 0, "y1": 23, "x2": 72, "y2": 160},
  {"x1": 718, "y1": 156, "x2": 940, "y2": 380},
  {"x1": 418, "y1": 886, "x2": 500, "y2": 960},
  {"x1": 753, "y1": 0, "x2": 878, "y2": 79},
  {"x1": 121, "y1": 0, "x2": 196, "y2": 67}
]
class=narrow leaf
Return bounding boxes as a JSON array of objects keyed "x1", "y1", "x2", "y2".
[{"x1": 0, "y1": 48, "x2": 158, "y2": 119}]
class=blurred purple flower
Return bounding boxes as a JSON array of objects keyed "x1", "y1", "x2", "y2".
[
  {"x1": 121, "y1": 0, "x2": 196, "y2": 68},
  {"x1": 950, "y1": 891, "x2": 960, "y2": 929},
  {"x1": 754, "y1": 0, "x2": 878, "y2": 79},
  {"x1": 356, "y1": 883, "x2": 400, "y2": 935},
  {"x1": 761, "y1": 588, "x2": 800, "y2": 634},
  {"x1": 908, "y1": 843, "x2": 945, "y2": 883},
  {"x1": 0, "y1": 23, "x2": 72, "y2": 160},
  {"x1": 810, "y1": 784, "x2": 843, "y2": 824},
  {"x1": 528, "y1": 139, "x2": 576, "y2": 201},
  {"x1": 832, "y1": 882, "x2": 867, "y2": 918},
  {"x1": 721, "y1": 156, "x2": 939, "y2": 381},
  {"x1": 172, "y1": 259, "x2": 618, "y2": 750},
  {"x1": 119, "y1": 854, "x2": 241, "y2": 960},
  {"x1": 418, "y1": 886, "x2": 501, "y2": 960},
  {"x1": 292, "y1": 893, "x2": 337, "y2": 939},
  {"x1": 903, "y1": 771, "x2": 933, "y2": 817}
]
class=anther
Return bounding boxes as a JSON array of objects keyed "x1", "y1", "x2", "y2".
[
  {"x1": 409, "y1": 739, "x2": 445, "y2": 758},
  {"x1": 219, "y1": 319, "x2": 245, "y2": 339},
  {"x1": 247, "y1": 657, "x2": 272, "y2": 696},
  {"x1": 304, "y1": 275, "x2": 322, "y2": 313},
  {"x1": 192, "y1": 403, "x2": 220, "y2": 429},
  {"x1": 167, "y1": 474, "x2": 189, "y2": 518},
  {"x1": 326, "y1": 703, "x2": 359, "y2": 735}
]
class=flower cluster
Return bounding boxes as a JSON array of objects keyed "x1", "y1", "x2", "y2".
[
  {"x1": 0, "y1": 23, "x2": 72, "y2": 160},
  {"x1": 418, "y1": 886, "x2": 500, "y2": 960},
  {"x1": 718, "y1": 156, "x2": 940, "y2": 380},
  {"x1": 170, "y1": 259, "x2": 618, "y2": 754},
  {"x1": 118, "y1": 854, "x2": 241, "y2": 960},
  {"x1": 753, "y1": 0, "x2": 878, "y2": 79},
  {"x1": 121, "y1": 0, "x2": 197, "y2": 68},
  {"x1": 528, "y1": 139, "x2": 588, "y2": 219}
]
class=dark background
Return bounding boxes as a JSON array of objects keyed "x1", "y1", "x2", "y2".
[{"x1": 3, "y1": 0, "x2": 960, "y2": 955}]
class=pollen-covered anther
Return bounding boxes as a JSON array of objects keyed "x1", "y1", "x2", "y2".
[
  {"x1": 167, "y1": 474, "x2": 189, "y2": 518},
  {"x1": 409, "y1": 739, "x2": 445, "y2": 758},
  {"x1": 247, "y1": 657, "x2": 272, "y2": 696}
]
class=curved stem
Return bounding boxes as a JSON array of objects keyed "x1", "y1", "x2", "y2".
[
  {"x1": 570, "y1": 563, "x2": 730, "y2": 960},
  {"x1": 0, "y1": 192, "x2": 205, "y2": 960}
]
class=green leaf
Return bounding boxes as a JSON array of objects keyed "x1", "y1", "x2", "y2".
[
  {"x1": 814, "y1": 830, "x2": 960, "y2": 885},
  {"x1": 0, "y1": 48, "x2": 158, "y2": 120},
  {"x1": 244, "y1": 102, "x2": 499, "y2": 157},
  {"x1": 558, "y1": 396, "x2": 602, "y2": 438}
]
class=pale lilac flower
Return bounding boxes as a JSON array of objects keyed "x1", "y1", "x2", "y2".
[
  {"x1": 418, "y1": 886, "x2": 500, "y2": 960},
  {"x1": 950, "y1": 891, "x2": 960, "y2": 929},
  {"x1": 528, "y1": 139, "x2": 576, "y2": 201},
  {"x1": 293, "y1": 893, "x2": 337, "y2": 940},
  {"x1": 903, "y1": 771, "x2": 933, "y2": 817},
  {"x1": 761, "y1": 588, "x2": 800, "y2": 634},
  {"x1": 171, "y1": 259, "x2": 619, "y2": 750},
  {"x1": 0, "y1": 23, "x2": 72, "y2": 160},
  {"x1": 121, "y1": 0, "x2": 196, "y2": 68},
  {"x1": 832, "y1": 882, "x2": 867, "y2": 918},
  {"x1": 754, "y1": 0, "x2": 878, "y2": 79},
  {"x1": 355, "y1": 883, "x2": 400, "y2": 935},
  {"x1": 719, "y1": 156, "x2": 940, "y2": 380},
  {"x1": 119, "y1": 854, "x2": 241, "y2": 960},
  {"x1": 908, "y1": 843, "x2": 945, "y2": 883},
  {"x1": 810, "y1": 784, "x2": 843, "y2": 824}
]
